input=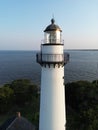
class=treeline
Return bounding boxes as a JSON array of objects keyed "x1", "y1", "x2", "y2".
[
  {"x1": 66, "y1": 80, "x2": 98, "y2": 130},
  {"x1": 0, "y1": 79, "x2": 39, "y2": 126},
  {"x1": 0, "y1": 79, "x2": 98, "y2": 129}
]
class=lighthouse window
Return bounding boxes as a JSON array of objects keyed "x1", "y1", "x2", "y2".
[
  {"x1": 44, "y1": 32, "x2": 50, "y2": 43},
  {"x1": 49, "y1": 32, "x2": 56, "y2": 43},
  {"x1": 44, "y1": 30, "x2": 61, "y2": 44}
]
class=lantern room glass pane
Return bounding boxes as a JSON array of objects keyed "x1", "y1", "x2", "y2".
[{"x1": 44, "y1": 31, "x2": 62, "y2": 44}]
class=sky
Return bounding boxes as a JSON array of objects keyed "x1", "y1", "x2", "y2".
[{"x1": 0, "y1": 0, "x2": 98, "y2": 50}]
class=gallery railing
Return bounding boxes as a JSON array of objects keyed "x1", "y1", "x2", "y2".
[{"x1": 36, "y1": 53, "x2": 69, "y2": 65}]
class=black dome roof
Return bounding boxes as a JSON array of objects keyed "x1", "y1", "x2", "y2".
[{"x1": 44, "y1": 19, "x2": 62, "y2": 32}]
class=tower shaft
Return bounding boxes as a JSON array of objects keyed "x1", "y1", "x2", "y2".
[{"x1": 39, "y1": 66, "x2": 66, "y2": 130}]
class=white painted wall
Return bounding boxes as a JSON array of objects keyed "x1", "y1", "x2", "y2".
[
  {"x1": 39, "y1": 66, "x2": 66, "y2": 130},
  {"x1": 42, "y1": 45, "x2": 63, "y2": 54}
]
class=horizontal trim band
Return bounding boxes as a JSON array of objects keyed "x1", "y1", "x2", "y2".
[{"x1": 42, "y1": 43, "x2": 64, "y2": 46}]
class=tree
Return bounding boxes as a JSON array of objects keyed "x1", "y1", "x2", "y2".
[
  {"x1": 0, "y1": 87, "x2": 14, "y2": 113},
  {"x1": 65, "y1": 81, "x2": 98, "y2": 130},
  {"x1": 10, "y1": 79, "x2": 39, "y2": 106}
]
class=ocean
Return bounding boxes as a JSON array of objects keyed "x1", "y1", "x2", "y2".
[{"x1": 0, "y1": 50, "x2": 98, "y2": 86}]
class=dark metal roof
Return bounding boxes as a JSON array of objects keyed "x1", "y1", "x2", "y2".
[
  {"x1": 0, "y1": 116, "x2": 35, "y2": 130},
  {"x1": 44, "y1": 19, "x2": 62, "y2": 32},
  {"x1": 0, "y1": 116, "x2": 16, "y2": 130}
]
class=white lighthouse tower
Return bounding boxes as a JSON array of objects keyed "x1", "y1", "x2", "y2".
[{"x1": 36, "y1": 19, "x2": 69, "y2": 130}]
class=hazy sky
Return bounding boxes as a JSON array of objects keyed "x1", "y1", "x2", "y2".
[{"x1": 0, "y1": 0, "x2": 98, "y2": 50}]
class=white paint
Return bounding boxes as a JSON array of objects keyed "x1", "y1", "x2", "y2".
[
  {"x1": 39, "y1": 66, "x2": 66, "y2": 130},
  {"x1": 42, "y1": 45, "x2": 63, "y2": 54}
]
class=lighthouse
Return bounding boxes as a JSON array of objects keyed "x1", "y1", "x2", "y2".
[{"x1": 36, "y1": 19, "x2": 69, "y2": 130}]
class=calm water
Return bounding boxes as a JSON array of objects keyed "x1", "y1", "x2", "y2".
[{"x1": 0, "y1": 50, "x2": 98, "y2": 86}]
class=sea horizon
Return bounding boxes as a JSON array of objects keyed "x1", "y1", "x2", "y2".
[
  {"x1": 0, "y1": 50, "x2": 98, "y2": 86},
  {"x1": 0, "y1": 48, "x2": 98, "y2": 51}
]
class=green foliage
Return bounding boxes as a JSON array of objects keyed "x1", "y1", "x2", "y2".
[
  {"x1": 66, "y1": 80, "x2": 98, "y2": 130},
  {"x1": 0, "y1": 79, "x2": 40, "y2": 127},
  {"x1": 0, "y1": 86, "x2": 14, "y2": 113},
  {"x1": 9, "y1": 79, "x2": 39, "y2": 106},
  {"x1": 1, "y1": 79, "x2": 98, "y2": 129}
]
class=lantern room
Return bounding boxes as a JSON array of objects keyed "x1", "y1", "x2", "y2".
[{"x1": 44, "y1": 19, "x2": 62, "y2": 44}]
